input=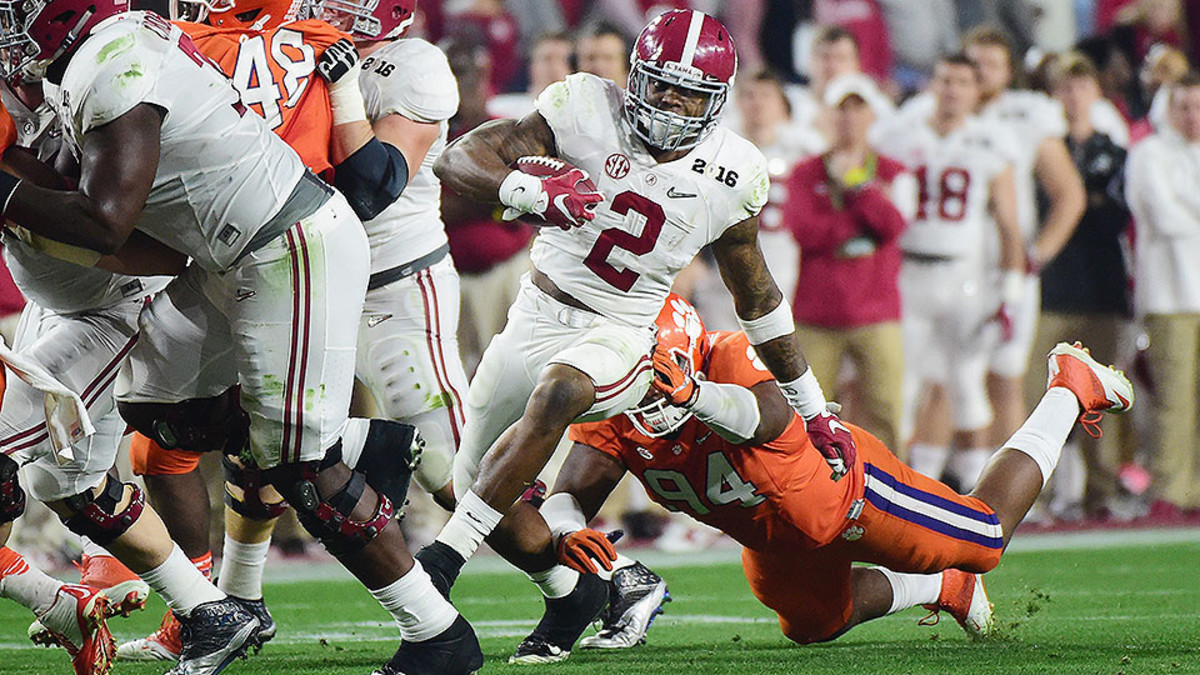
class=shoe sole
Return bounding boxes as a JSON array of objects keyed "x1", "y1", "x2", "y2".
[
  {"x1": 508, "y1": 650, "x2": 571, "y2": 665},
  {"x1": 579, "y1": 583, "x2": 670, "y2": 650},
  {"x1": 101, "y1": 580, "x2": 151, "y2": 618},
  {"x1": 1048, "y1": 343, "x2": 1134, "y2": 413},
  {"x1": 961, "y1": 575, "x2": 994, "y2": 641},
  {"x1": 115, "y1": 640, "x2": 180, "y2": 662}
]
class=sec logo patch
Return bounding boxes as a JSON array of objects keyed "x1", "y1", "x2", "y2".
[{"x1": 605, "y1": 153, "x2": 630, "y2": 179}]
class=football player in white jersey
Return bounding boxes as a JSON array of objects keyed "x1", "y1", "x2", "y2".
[
  {"x1": 872, "y1": 54, "x2": 1025, "y2": 490},
  {"x1": 416, "y1": 8, "x2": 857, "y2": 658},
  {"x1": 0, "y1": 3, "x2": 480, "y2": 674},
  {"x1": 963, "y1": 28, "x2": 1085, "y2": 446}
]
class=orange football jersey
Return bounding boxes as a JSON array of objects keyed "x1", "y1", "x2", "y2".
[
  {"x1": 570, "y1": 331, "x2": 860, "y2": 551},
  {"x1": 0, "y1": 100, "x2": 14, "y2": 154},
  {"x1": 179, "y1": 19, "x2": 342, "y2": 174}
]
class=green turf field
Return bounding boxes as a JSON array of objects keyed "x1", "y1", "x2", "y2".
[{"x1": 3, "y1": 530, "x2": 1199, "y2": 674}]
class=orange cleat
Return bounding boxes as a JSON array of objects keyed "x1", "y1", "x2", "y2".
[
  {"x1": 919, "y1": 569, "x2": 993, "y2": 640},
  {"x1": 116, "y1": 608, "x2": 182, "y2": 662},
  {"x1": 28, "y1": 583, "x2": 116, "y2": 675},
  {"x1": 78, "y1": 554, "x2": 150, "y2": 618},
  {"x1": 1047, "y1": 342, "x2": 1135, "y2": 438}
]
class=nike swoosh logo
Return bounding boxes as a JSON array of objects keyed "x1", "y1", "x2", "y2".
[
  {"x1": 235, "y1": 290, "x2": 256, "y2": 302},
  {"x1": 552, "y1": 194, "x2": 579, "y2": 225},
  {"x1": 829, "y1": 419, "x2": 850, "y2": 435},
  {"x1": 697, "y1": 430, "x2": 713, "y2": 443},
  {"x1": 367, "y1": 314, "x2": 392, "y2": 328},
  {"x1": 667, "y1": 187, "x2": 697, "y2": 199}
]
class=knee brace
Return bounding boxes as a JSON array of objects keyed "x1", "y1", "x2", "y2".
[
  {"x1": 63, "y1": 476, "x2": 145, "y2": 546},
  {"x1": 222, "y1": 455, "x2": 289, "y2": 522},
  {"x1": 351, "y1": 420, "x2": 421, "y2": 513},
  {"x1": 0, "y1": 453, "x2": 26, "y2": 523},
  {"x1": 118, "y1": 388, "x2": 249, "y2": 455},
  {"x1": 269, "y1": 449, "x2": 394, "y2": 556}
]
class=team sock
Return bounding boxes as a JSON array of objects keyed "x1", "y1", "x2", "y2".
[
  {"x1": 597, "y1": 553, "x2": 637, "y2": 582},
  {"x1": 191, "y1": 551, "x2": 214, "y2": 580},
  {"x1": 876, "y1": 567, "x2": 943, "y2": 615},
  {"x1": 1003, "y1": 387, "x2": 1080, "y2": 487},
  {"x1": 435, "y1": 489, "x2": 503, "y2": 561},
  {"x1": 80, "y1": 536, "x2": 113, "y2": 560},
  {"x1": 217, "y1": 535, "x2": 269, "y2": 600},
  {"x1": 140, "y1": 545, "x2": 224, "y2": 617},
  {"x1": 0, "y1": 546, "x2": 62, "y2": 615},
  {"x1": 527, "y1": 565, "x2": 579, "y2": 599},
  {"x1": 369, "y1": 561, "x2": 459, "y2": 642},
  {"x1": 908, "y1": 443, "x2": 949, "y2": 480}
]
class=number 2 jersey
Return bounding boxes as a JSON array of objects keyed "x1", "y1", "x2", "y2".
[
  {"x1": 179, "y1": 19, "x2": 341, "y2": 175},
  {"x1": 532, "y1": 73, "x2": 769, "y2": 327},
  {"x1": 569, "y1": 331, "x2": 859, "y2": 551}
]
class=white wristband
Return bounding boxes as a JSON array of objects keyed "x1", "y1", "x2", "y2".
[
  {"x1": 777, "y1": 367, "x2": 827, "y2": 419},
  {"x1": 328, "y1": 62, "x2": 367, "y2": 126},
  {"x1": 689, "y1": 380, "x2": 762, "y2": 444},
  {"x1": 540, "y1": 492, "x2": 587, "y2": 541},
  {"x1": 736, "y1": 299, "x2": 794, "y2": 345},
  {"x1": 498, "y1": 170, "x2": 545, "y2": 219},
  {"x1": 1002, "y1": 270, "x2": 1024, "y2": 307}
]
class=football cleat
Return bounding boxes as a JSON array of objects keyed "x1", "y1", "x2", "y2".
[
  {"x1": 919, "y1": 569, "x2": 993, "y2": 640},
  {"x1": 116, "y1": 609, "x2": 181, "y2": 662},
  {"x1": 510, "y1": 572, "x2": 608, "y2": 664},
  {"x1": 372, "y1": 615, "x2": 483, "y2": 675},
  {"x1": 167, "y1": 598, "x2": 261, "y2": 675},
  {"x1": 579, "y1": 562, "x2": 670, "y2": 650},
  {"x1": 1047, "y1": 342, "x2": 1134, "y2": 438},
  {"x1": 29, "y1": 583, "x2": 116, "y2": 675},
  {"x1": 229, "y1": 596, "x2": 276, "y2": 649},
  {"x1": 30, "y1": 555, "x2": 150, "y2": 643}
]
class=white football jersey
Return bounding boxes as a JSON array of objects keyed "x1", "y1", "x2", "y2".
[
  {"x1": 532, "y1": 73, "x2": 769, "y2": 327},
  {"x1": 0, "y1": 84, "x2": 167, "y2": 313},
  {"x1": 43, "y1": 12, "x2": 307, "y2": 272},
  {"x1": 358, "y1": 38, "x2": 459, "y2": 273},
  {"x1": 873, "y1": 115, "x2": 1012, "y2": 260},
  {"x1": 977, "y1": 90, "x2": 1066, "y2": 238}
]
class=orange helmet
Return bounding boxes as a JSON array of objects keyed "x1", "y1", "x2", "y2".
[
  {"x1": 171, "y1": 0, "x2": 313, "y2": 29},
  {"x1": 626, "y1": 294, "x2": 711, "y2": 438}
]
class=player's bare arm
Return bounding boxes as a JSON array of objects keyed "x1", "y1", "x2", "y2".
[
  {"x1": 1029, "y1": 137, "x2": 1085, "y2": 268},
  {"x1": 551, "y1": 444, "x2": 627, "y2": 522},
  {"x1": 374, "y1": 113, "x2": 441, "y2": 181},
  {"x1": 433, "y1": 112, "x2": 557, "y2": 202},
  {"x1": 988, "y1": 166, "x2": 1025, "y2": 274},
  {"x1": 3, "y1": 104, "x2": 163, "y2": 254}
]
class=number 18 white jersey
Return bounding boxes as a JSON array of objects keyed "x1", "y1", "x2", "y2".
[
  {"x1": 873, "y1": 116, "x2": 1013, "y2": 260},
  {"x1": 531, "y1": 73, "x2": 769, "y2": 327}
]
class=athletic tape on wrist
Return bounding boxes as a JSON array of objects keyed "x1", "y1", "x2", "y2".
[
  {"x1": 737, "y1": 299, "x2": 794, "y2": 345},
  {"x1": 540, "y1": 492, "x2": 587, "y2": 540},
  {"x1": 778, "y1": 367, "x2": 827, "y2": 419},
  {"x1": 328, "y1": 63, "x2": 367, "y2": 125}
]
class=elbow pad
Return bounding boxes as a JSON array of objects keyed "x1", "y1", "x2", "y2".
[{"x1": 333, "y1": 139, "x2": 409, "y2": 221}]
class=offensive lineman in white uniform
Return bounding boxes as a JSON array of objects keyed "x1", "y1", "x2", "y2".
[
  {"x1": 0, "y1": 3, "x2": 481, "y2": 674},
  {"x1": 873, "y1": 54, "x2": 1025, "y2": 489},
  {"x1": 416, "y1": 10, "x2": 859, "y2": 661}
]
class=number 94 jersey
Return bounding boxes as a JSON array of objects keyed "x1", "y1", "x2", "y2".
[
  {"x1": 532, "y1": 73, "x2": 769, "y2": 327},
  {"x1": 569, "y1": 331, "x2": 857, "y2": 551}
]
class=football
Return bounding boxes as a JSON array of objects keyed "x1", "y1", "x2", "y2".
[{"x1": 511, "y1": 155, "x2": 574, "y2": 177}]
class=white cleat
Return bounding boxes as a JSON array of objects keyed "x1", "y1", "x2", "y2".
[
  {"x1": 580, "y1": 562, "x2": 670, "y2": 650},
  {"x1": 1047, "y1": 342, "x2": 1134, "y2": 415}
]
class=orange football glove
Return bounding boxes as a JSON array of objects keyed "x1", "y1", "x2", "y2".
[
  {"x1": 651, "y1": 345, "x2": 698, "y2": 407},
  {"x1": 555, "y1": 528, "x2": 618, "y2": 575}
]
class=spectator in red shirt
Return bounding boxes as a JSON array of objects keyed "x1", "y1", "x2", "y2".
[{"x1": 786, "y1": 74, "x2": 909, "y2": 449}]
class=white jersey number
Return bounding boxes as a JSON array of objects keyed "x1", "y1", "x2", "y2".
[
  {"x1": 643, "y1": 451, "x2": 765, "y2": 517},
  {"x1": 582, "y1": 191, "x2": 664, "y2": 292},
  {"x1": 230, "y1": 28, "x2": 315, "y2": 130}
]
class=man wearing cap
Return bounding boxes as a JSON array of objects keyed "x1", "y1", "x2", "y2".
[{"x1": 784, "y1": 73, "x2": 911, "y2": 449}]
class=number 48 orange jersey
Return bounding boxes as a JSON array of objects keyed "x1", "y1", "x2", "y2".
[{"x1": 177, "y1": 19, "x2": 343, "y2": 175}]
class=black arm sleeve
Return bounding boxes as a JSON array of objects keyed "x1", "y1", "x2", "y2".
[{"x1": 332, "y1": 139, "x2": 409, "y2": 221}]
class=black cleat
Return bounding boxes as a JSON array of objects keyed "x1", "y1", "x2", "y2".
[
  {"x1": 167, "y1": 598, "x2": 261, "y2": 675},
  {"x1": 372, "y1": 615, "x2": 483, "y2": 675},
  {"x1": 580, "y1": 562, "x2": 670, "y2": 650},
  {"x1": 229, "y1": 596, "x2": 275, "y2": 649},
  {"x1": 509, "y1": 572, "x2": 608, "y2": 664},
  {"x1": 415, "y1": 541, "x2": 465, "y2": 600}
]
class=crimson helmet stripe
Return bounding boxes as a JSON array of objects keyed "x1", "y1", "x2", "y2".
[{"x1": 679, "y1": 10, "x2": 705, "y2": 69}]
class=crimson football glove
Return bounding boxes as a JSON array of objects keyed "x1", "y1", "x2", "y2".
[
  {"x1": 556, "y1": 528, "x2": 619, "y2": 575},
  {"x1": 804, "y1": 408, "x2": 856, "y2": 481},
  {"x1": 317, "y1": 38, "x2": 359, "y2": 84},
  {"x1": 501, "y1": 157, "x2": 603, "y2": 230},
  {"x1": 651, "y1": 345, "x2": 698, "y2": 407}
]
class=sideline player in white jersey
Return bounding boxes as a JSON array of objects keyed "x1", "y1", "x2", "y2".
[
  {"x1": 872, "y1": 54, "x2": 1025, "y2": 490},
  {"x1": 0, "y1": 4, "x2": 481, "y2": 674},
  {"x1": 416, "y1": 9, "x2": 857, "y2": 659},
  {"x1": 962, "y1": 29, "x2": 1084, "y2": 446}
]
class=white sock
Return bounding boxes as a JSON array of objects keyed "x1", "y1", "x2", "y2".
[
  {"x1": 527, "y1": 565, "x2": 579, "y2": 599},
  {"x1": 140, "y1": 545, "x2": 225, "y2": 617},
  {"x1": 339, "y1": 417, "x2": 372, "y2": 469},
  {"x1": 435, "y1": 489, "x2": 503, "y2": 561},
  {"x1": 597, "y1": 553, "x2": 636, "y2": 582},
  {"x1": 1003, "y1": 387, "x2": 1081, "y2": 487},
  {"x1": 369, "y1": 561, "x2": 459, "y2": 642},
  {"x1": 80, "y1": 537, "x2": 113, "y2": 560},
  {"x1": 0, "y1": 549, "x2": 62, "y2": 615},
  {"x1": 217, "y1": 535, "x2": 270, "y2": 600},
  {"x1": 876, "y1": 567, "x2": 943, "y2": 614},
  {"x1": 908, "y1": 444, "x2": 949, "y2": 480},
  {"x1": 952, "y1": 448, "x2": 994, "y2": 492}
]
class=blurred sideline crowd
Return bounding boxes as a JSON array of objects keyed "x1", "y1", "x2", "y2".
[{"x1": 7, "y1": 0, "x2": 1200, "y2": 564}]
